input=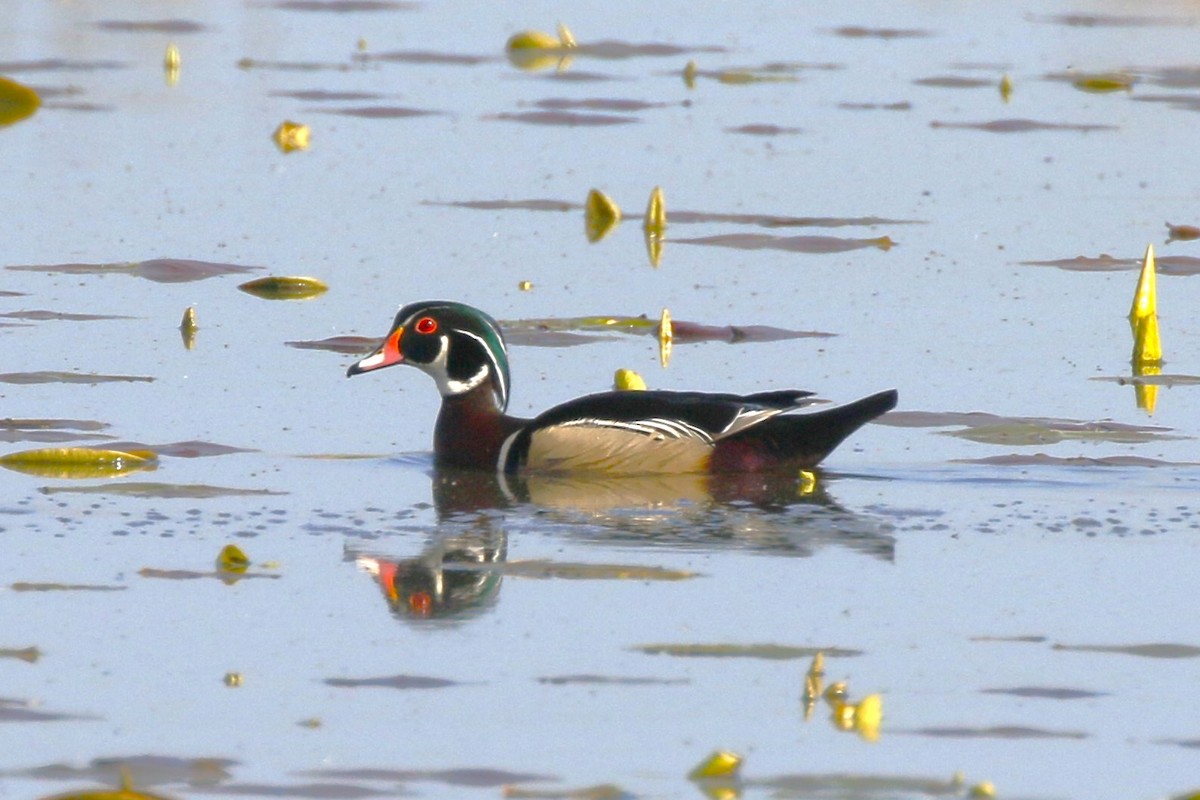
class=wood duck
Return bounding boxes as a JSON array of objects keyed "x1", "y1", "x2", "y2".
[{"x1": 347, "y1": 301, "x2": 897, "y2": 474}]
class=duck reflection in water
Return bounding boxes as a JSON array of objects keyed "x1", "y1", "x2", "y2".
[{"x1": 350, "y1": 466, "x2": 894, "y2": 624}]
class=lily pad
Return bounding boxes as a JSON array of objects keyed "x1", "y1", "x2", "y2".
[{"x1": 238, "y1": 276, "x2": 328, "y2": 300}]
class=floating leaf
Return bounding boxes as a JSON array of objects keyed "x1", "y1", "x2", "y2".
[
  {"x1": 0, "y1": 371, "x2": 153, "y2": 385},
  {"x1": 286, "y1": 335, "x2": 379, "y2": 354},
  {"x1": 633, "y1": 643, "x2": 861, "y2": 660},
  {"x1": 584, "y1": 188, "x2": 621, "y2": 242},
  {"x1": 658, "y1": 307, "x2": 672, "y2": 367},
  {"x1": 452, "y1": 559, "x2": 696, "y2": 581},
  {"x1": 41, "y1": 482, "x2": 286, "y2": 498},
  {"x1": 324, "y1": 674, "x2": 461, "y2": 690},
  {"x1": 0, "y1": 447, "x2": 156, "y2": 479},
  {"x1": 613, "y1": 369, "x2": 646, "y2": 391},
  {"x1": 506, "y1": 29, "x2": 564, "y2": 51},
  {"x1": 687, "y1": 750, "x2": 742, "y2": 780},
  {"x1": 1073, "y1": 72, "x2": 1134, "y2": 93},
  {"x1": 238, "y1": 275, "x2": 328, "y2": 300},
  {"x1": 179, "y1": 306, "x2": 197, "y2": 350},
  {"x1": 0, "y1": 76, "x2": 40, "y2": 125},
  {"x1": 0, "y1": 646, "x2": 41, "y2": 663},
  {"x1": 7, "y1": 258, "x2": 263, "y2": 283},
  {"x1": 217, "y1": 544, "x2": 250, "y2": 574},
  {"x1": 999, "y1": 74, "x2": 1013, "y2": 102},
  {"x1": 1130, "y1": 244, "x2": 1158, "y2": 321},
  {"x1": 164, "y1": 43, "x2": 181, "y2": 86},
  {"x1": 1166, "y1": 222, "x2": 1200, "y2": 242},
  {"x1": 272, "y1": 120, "x2": 310, "y2": 152},
  {"x1": 644, "y1": 186, "x2": 666, "y2": 234}
]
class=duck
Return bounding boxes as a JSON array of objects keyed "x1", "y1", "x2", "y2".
[{"x1": 346, "y1": 301, "x2": 897, "y2": 474}]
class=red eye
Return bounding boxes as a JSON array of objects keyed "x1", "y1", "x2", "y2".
[{"x1": 414, "y1": 316, "x2": 438, "y2": 335}]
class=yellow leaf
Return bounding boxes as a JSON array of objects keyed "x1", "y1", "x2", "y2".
[
  {"x1": 238, "y1": 276, "x2": 328, "y2": 300},
  {"x1": 643, "y1": 186, "x2": 667, "y2": 233},
  {"x1": 179, "y1": 306, "x2": 197, "y2": 350},
  {"x1": 0, "y1": 448, "x2": 157, "y2": 479},
  {"x1": 613, "y1": 369, "x2": 647, "y2": 391},
  {"x1": 0, "y1": 76, "x2": 40, "y2": 126},
  {"x1": 1073, "y1": 73, "x2": 1133, "y2": 93},
  {"x1": 658, "y1": 308, "x2": 673, "y2": 367},
  {"x1": 272, "y1": 120, "x2": 310, "y2": 153},
  {"x1": 999, "y1": 74, "x2": 1013, "y2": 103},
  {"x1": 217, "y1": 544, "x2": 250, "y2": 574},
  {"x1": 854, "y1": 693, "x2": 883, "y2": 741},
  {"x1": 506, "y1": 30, "x2": 562, "y2": 50},
  {"x1": 1129, "y1": 243, "x2": 1157, "y2": 321},
  {"x1": 687, "y1": 750, "x2": 742, "y2": 780},
  {"x1": 584, "y1": 189, "x2": 621, "y2": 242}
]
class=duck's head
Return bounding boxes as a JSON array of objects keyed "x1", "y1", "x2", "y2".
[{"x1": 347, "y1": 301, "x2": 510, "y2": 411}]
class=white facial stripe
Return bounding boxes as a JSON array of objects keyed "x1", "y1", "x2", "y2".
[{"x1": 454, "y1": 328, "x2": 508, "y2": 405}]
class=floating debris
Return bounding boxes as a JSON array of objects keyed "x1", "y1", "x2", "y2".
[
  {"x1": 0, "y1": 447, "x2": 157, "y2": 479},
  {"x1": 0, "y1": 75, "x2": 40, "y2": 125},
  {"x1": 518, "y1": 280, "x2": 533, "y2": 291},
  {"x1": 238, "y1": 275, "x2": 328, "y2": 300},
  {"x1": 505, "y1": 24, "x2": 576, "y2": 71},
  {"x1": 584, "y1": 188, "x2": 621, "y2": 242},
  {"x1": 0, "y1": 646, "x2": 40, "y2": 663},
  {"x1": 272, "y1": 120, "x2": 310, "y2": 153},
  {"x1": 1000, "y1": 74, "x2": 1013, "y2": 102},
  {"x1": 683, "y1": 59, "x2": 698, "y2": 89},
  {"x1": 223, "y1": 672, "x2": 243, "y2": 687},
  {"x1": 613, "y1": 369, "x2": 646, "y2": 391},
  {"x1": 970, "y1": 781, "x2": 997, "y2": 798}
]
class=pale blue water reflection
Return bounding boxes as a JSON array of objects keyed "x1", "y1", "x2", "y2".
[{"x1": 5, "y1": 1, "x2": 1200, "y2": 799}]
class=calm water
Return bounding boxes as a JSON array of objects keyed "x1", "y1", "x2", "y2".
[{"x1": 3, "y1": 1, "x2": 1200, "y2": 799}]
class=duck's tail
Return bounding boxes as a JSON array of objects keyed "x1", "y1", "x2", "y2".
[{"x1": 712, "y1": 389, "x2": 898, "y2": 471}]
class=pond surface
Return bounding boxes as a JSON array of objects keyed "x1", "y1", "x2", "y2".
[{"x1": 4, "y1": 2, "x2": 1200, "y2": 799}]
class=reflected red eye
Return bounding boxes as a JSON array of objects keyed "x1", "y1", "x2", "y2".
[{"x1": 414, "y1": 316, "x2": 438, "y2": 335}]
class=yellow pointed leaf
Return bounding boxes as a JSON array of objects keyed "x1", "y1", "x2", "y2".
[
  {"x1": 643, "y1": 186, "x2": 667, "y2": 233},
  {"x1": 238, "y1": 276, "x2": 327, "y2": 300},
  {"x1": 798, "y1": 469, "x2": 818, "y2": 495},
  {"x1": 1132, "y1": 312, "x2": 1162, "y2": 366},
  {"x1": 506, "y1": 30, "x2": 562, "y2": 50},
  {"x1": 687, "y1": 750, "x2": 742, "y2": 780},
  {"x1": 0, "y1": 76, "x2": 41, "y2": 126},
  {"x1": 1130, "y1": 243, "x2": 1157, "y2": 321},
  {"x1": 854, "y1": 693, "x2": 883, "y2": 741},
  {"x1": 613, "y1": 369, "x2": 647, "y2": 391},
  {"x1": 164, "y1": 44, "x2": 181, "y2": 86},
  {"x1": 999, "y1": 74, "x2": 1013, "y2": 103},
  {"x1": 556, "y1": 22, "x2": 577, "y2": 48},
  {"x1": 585, "y1": 189, "x2": 622, "y2": 242},
  {"x1": 179, "y1": 306, "x2": 198, "y2": 350},
  {"x1": 644, "y1": 228, "x2": 665, "y2": 267},
  {"x1": 683, "y1": 60, "x2": 698, "y2": 89},
  {"x1": 272, "y1": 120, "x2": 310, "y2": 153},
  {"x1": 658, "y1": 308, "x2": 673, "y2": 368},
  {"x1": 0, "y1": 448, "x2": 157, "y2": 479},
  {"x1": 217, "y1": 544, "x2": 251, "y2": 574}
]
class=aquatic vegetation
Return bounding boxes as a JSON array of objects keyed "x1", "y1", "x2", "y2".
[
  {"x1": 687, "y1": 750, "x2": 742, "y2": 780},
  {"x1": 613, "y1": 369, "x2": 646, "y2": 391},
  {"x1": 584, "y1": 189, "x2": 621, "y2": 242},
  {"x1": 643, "y1": 186, "x2": 666, "y2": 233},
  {"x1": 0, "y1": 76, "x2": 41, "y2": 125},
  {"x1": 163, "y1": 43, "x2": 180, "y2": 85},
  {"x1": 179, "y1": 307, "x2": 197, "y2": 349},
  {"x1": 658, "y1": 307, "x2": 672, "y2": 367},
  {"x1": 1071, "y1": 72, "x2": 1135, "y2": 93},
  {"x1": 238, "y1": 275, "x2": 328, "y2": 299},
  {"x1": 272, "y1": 120, "x2": 310, "y2": 152},
  {"x1": 0, "y1": 447, "x2": 156, "y2": 479},
  {"x1": 216, "y1": 544, "x2": 250, "y2": 574}
]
